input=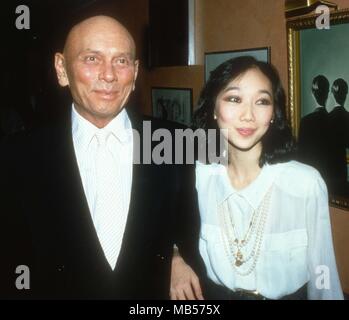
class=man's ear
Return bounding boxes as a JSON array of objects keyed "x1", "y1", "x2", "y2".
[
  {"x1": 132, "y1": 59, "x2": 139, "y2": 91},
  {"x1": 54, "y1": 53, "x2": 69, "y2": 87}
]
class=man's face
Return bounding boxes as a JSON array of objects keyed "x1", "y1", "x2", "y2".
[{"x1": 55, "y1": 17, "x2": 139, "y2": 128}]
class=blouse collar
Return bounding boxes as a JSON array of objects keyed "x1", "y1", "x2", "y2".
[{"x1": 207, "y1": 162, "x2": 279, "y2": 210}]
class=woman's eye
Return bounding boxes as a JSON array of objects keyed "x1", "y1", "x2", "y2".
[
  {"x1": 256, "y1": 98, "x2": 271, "y2": 106},
  {"x1": 225, "y1": 96, "x2": 241, "y2": 103}
]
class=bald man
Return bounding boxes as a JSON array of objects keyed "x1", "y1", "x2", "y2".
[{"x1": 0, "y1": 15, "x2": 204, "y2": 299}]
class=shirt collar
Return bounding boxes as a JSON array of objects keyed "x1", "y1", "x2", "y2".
[
  {"x1": 214, "y1": 162, "x2": 277, "y2": 210},
  {"x1": 71, "y1": 104, "x2": 132, "y2": 151}
]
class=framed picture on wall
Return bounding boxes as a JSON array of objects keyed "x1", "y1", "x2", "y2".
[
  {"x1": 204, "y1": 47, "x2": 271, "y2": 82},
  {"x1": 287, "y1": 8, "x2": 349, "y2": 210},
  {"x1": 151, "y1": 87, "x2": 193, "y2": 126}
]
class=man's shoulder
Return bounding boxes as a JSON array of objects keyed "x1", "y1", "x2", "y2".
[
  {"x1": 301, "y1": 109, "x2": 327, "y2": 122},
  {"x1": 0, "y1": 121, "x2": 65, "y2": 164},
  {"x1": 129, "y1": 111, "x2": 188, "y2": 132},
  {"x1": 1, "y1": 130, "x2": 34, "y2": 155},
  {"x1": 329, "y1": 106, "x2": 349, "y2": 118},
  {"x1": 148, "y1": 117, "x2": 187, "y2": 130}
]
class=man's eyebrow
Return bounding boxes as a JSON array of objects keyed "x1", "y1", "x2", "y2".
[
  {"x1": 77, "y1": 49, "x2": 101, "y2": 56},
  {"x1": 77, "y1": 49, "x2": 135, "y2": 59}
]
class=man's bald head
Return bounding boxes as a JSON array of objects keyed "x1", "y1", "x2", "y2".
[
  {"x1": 54, "y1": 14, "x2": 139, "y2": 128},
  {"x1": 63, "y1": 15, "x2": 136, "y2": 59}
]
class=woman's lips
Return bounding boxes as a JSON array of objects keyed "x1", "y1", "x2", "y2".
[{"x1": 236, "y1": 128, "x2": 256, "y2": 137}]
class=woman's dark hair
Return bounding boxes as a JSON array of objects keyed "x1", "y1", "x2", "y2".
[{"x1": 193, "y1": 55, "x2": 295, "y2": 166}]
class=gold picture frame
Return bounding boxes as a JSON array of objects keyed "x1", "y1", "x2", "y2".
[
  {"x1": 287, "y1": 8, "x2": 349, "y2": 210},
  {"x1": 285, "y1": 0, "x2": 338, "y2": 18}
]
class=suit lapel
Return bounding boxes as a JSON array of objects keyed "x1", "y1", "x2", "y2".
[
  {"x1": 42, "y1": 108, "x2": 152, "y2": 273},
  {"x1": 114, "y1": 112, "x2": 149, "y2": 269},
  {"x1": 41, "y1": 112, "x2": 111, "y2": 272}
]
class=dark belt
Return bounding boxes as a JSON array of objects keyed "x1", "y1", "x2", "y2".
[
  {"x1": 226, "y1": 284, "x2": 307, "y2": 300},
  {"x1": 204, "y1": 278, "x2": 308, "y2": 300}
]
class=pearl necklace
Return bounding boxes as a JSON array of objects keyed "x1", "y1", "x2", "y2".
[{"x1": 218, "y1": 184, "x2": 273, "y2": 276}]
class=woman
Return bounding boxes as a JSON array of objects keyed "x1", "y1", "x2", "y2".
[{"x1": 171, "y1": 56, "x2": 343, "y2": 300}]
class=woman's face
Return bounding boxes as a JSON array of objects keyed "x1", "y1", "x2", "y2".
[{"x1": 214, "y1": 67, "x2": 274, "y2": 152}]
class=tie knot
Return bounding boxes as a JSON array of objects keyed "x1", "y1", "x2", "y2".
[{"x1": 95, "y1": 129, "x2": 112, "y2": 146}]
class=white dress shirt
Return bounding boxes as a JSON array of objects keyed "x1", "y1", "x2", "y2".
[
  {"x1": 196, "y1": 160, "x2": 344, "y2": 300},
  {"x1": 71, "y1": 105, "x2": 133, "y2": 264}
]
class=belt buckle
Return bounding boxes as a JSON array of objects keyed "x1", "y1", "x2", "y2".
[{"x1": 235, "y1": 288, "x2": 267, "y2": 300}]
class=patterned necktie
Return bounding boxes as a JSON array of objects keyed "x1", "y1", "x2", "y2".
[{"x1": 94, "y1": 130, "x2": 124, "y2": 270}]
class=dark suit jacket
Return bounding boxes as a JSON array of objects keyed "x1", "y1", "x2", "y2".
[
  {"x1": 327, "y1": 106, "x2": 349, "y2": 195},
  {"x1": 297, "y1": 107, "x2": 331, "y2": 183},
  {"x1": 0, "y1": 106, "x2": 205, "y2": 299}
]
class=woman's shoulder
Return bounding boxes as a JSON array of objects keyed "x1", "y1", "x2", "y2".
[
  {"x1": 274, "y1": 160, "x2": 322, "y2": 178},
  {"x1": 271, "y1": 160, "x2": 326, "y2": 194},
  {"x1": 195, "y1": 161, "x2": 225, "y2": 177},
  {"x1": 195, "y1": 161, "x2": 226, "y2": 188}
]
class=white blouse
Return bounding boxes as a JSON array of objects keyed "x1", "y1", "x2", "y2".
[{"x1": 196, "y1": 160, "x2": 344, "y2": 300}]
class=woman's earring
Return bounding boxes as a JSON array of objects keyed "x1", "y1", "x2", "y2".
[
  {"x1": 214, "y1": 114, "x2": 217, "y2": 120},
  {"x1": 270, "y1": 119, "x2": 274, "y2": 124}
]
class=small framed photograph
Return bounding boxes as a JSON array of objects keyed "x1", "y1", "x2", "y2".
[
  {"x1": 204, "y1": 47, "x2": 271, "y2": 82},
  {"x1": 151, "y1": 87, "x2": 193, "y2": 126}
]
